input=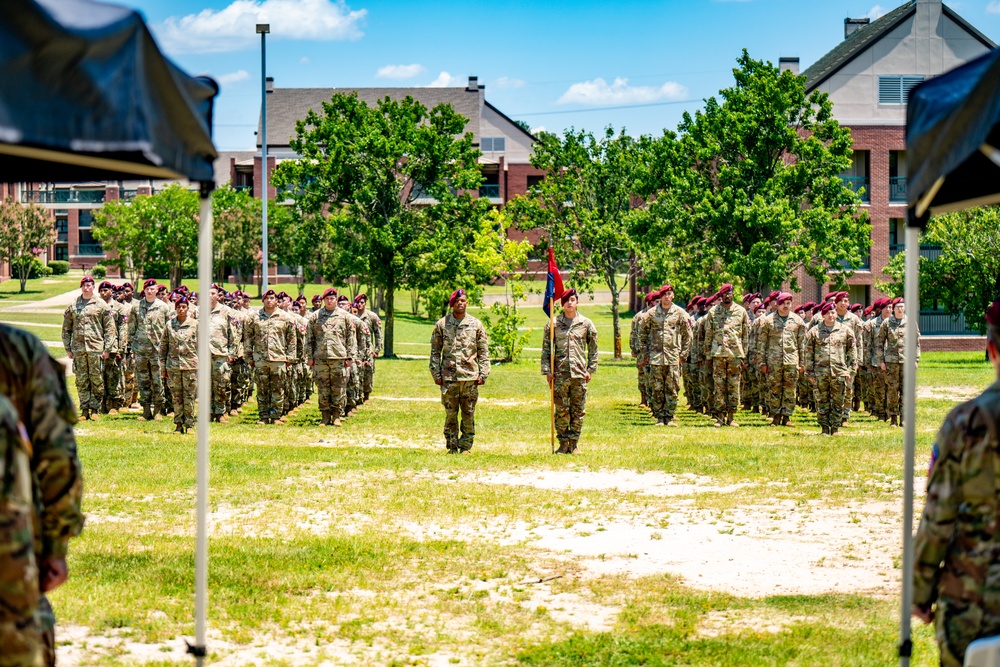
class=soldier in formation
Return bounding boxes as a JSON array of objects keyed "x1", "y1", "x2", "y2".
[
  {"x1": 61, "y1": 275, "x2": 115, "y2": 421},
  {"x1": 128, "y1": 279, "x2": 170, "y2": 421},
  {"x1": 542, "y1": 289, "x2": 599, "y2": 454},
  {"x1": 355, "y1": 294, "x2": 382, "y2": 404},
  {"x1": 244, "y1": 289, "x2": 296, "y2": 425},
  {"x1": 703, "y1": 284, "x2": 750, "y2": 427},
  {"x1": 637, "y1": 285, "x2": 691, "y2": 427},
  {"x1": 161, "y1": 296, "x2": 198, "y2": 434},
  {"x1": 802, "y1": 302, "x2": 857, "y2": 435},
  {"x1": 630, "y1": 290, "x2": 658, "y2": 408},
  {"x1": 756, "y1": 292, "x2": 806, "y2": 426},
  {"x1": 912, "y1": 296, "x2": 1000, "y2": 666},
  {"x1": 305, "y1": 288, "x2": 356, "y2": 427},
  {"x1": 207, "y1": 285, "x2": 235, "y2": 424},
  {"x1": 97, "y1": 280, "x2": 127, "y2": 415},
  {"x1": 875, "y1": 297, "x2": 920, "y2": 426}
]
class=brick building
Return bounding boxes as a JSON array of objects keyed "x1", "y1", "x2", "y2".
[{"x1": 785, "y1": 0, "x2": 993, "y2": 345}]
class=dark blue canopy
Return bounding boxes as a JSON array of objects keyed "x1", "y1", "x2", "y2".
[
  {"x1": 907, "y1": 47, "x2": 1000, "y2": 223},
  {"x1": 0, "y1": 0, "x2": 218, "y2": 183}
]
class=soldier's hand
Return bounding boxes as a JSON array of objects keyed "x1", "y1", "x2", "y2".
[
  {"x1": 162, "y1": 371, "x2": 168, "y2": 379},
  {"x1": 68, "y1": 352, "x2": 74, "y2": 360},
  {"x1": 761, "y1": 364, "x2": 768, "y2": 375},
  {"x1": 345, "y1": 359, "x2": 353, "y2": 368},
  {"x1": 39, "y1": 557, "x2": 68, "y2": 593},
  {"x1": 546, "y1": 373, "x2": 554, "y2": 387},
  {"x1": 308, "y1": 360, "x2": 315, "y2": 367},
  {"x1": 477, "y1": 378, "x2": 485, "y2": 386},
  {"x1": 434, "y1": 377, "x2": 443, "y2": 386},
  {"x1": 809, "y1": 375, "x2": 817, "y2": 384},
  {"x1": 880, "y1": 363, "x2": 886, "y2": 371},
  {"x1": 585, "y1": 372, "x2": 591, "y2": 383},
  {"x1": 102, "y1": 351, "x2": 110, "y2": 360},
  {"x1": 912, "y1": 605, "x2": 934, "y2": 624},
  {"x1": 798, "y1": 366, "x2": 804, "y2": 374}
]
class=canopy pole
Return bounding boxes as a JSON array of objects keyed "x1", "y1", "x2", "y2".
[
  {"x1": 191, "y1": 183, "x2": 214, "y2": 666},
  {"x1": 899, "y1": 221, "x2": 921, "y2": 666},
  {"x1": 915, "y1": 177, "x2": 944, "y2": 219}
]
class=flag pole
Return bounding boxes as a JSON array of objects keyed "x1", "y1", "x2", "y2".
[{"x1": 550, "y1": 288, "x2": 556, "y2": 455}]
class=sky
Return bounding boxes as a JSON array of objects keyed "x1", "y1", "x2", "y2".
[{"x1": 113, "y1": 0, "x2": 1000, "y2": 151}]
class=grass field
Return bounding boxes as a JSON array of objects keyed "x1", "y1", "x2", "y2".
[{"x1": 6, "y1": 279, "x2": 989, "y2": 666}]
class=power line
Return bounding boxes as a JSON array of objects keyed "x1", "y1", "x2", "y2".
[{"x1": 512, "y1": 98, "x2": 701, "y2": 117}]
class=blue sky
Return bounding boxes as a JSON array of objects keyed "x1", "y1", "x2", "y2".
[{"x1": 116, "y1": 0, "x2": 1000, "y2": 150}]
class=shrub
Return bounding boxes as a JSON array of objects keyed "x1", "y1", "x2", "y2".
[
  {"x1": 482, "y1": 301, "x2": 531, "y2": 363},
  {"x1": 12, "y1": 256, "x2": 52, "y2": 279},
  {"x1": 47, "y1": 260, "x2": 70, "y2": 275},
  {"x1": 90, "y1": 265, "x2": 107, "y2": 279}
]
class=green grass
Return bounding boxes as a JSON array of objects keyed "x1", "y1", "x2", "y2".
[{"x1": 5, "y1": 282, "x2": 987, "y2": 665}]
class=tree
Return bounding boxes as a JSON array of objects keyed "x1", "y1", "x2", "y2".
[
  {"x1": 636, "y1": 51, "x2": 870, "y2": 296},
  {"x1": 92, "y1": 198, "x2": 149, "y2": 284},
  {"x1": 272, "y1": 92, "x2": 488, "y2": 356},
  {"x1": 882, "y1": 206, "x2": 1000, "y2": 334},
  {"x1": 508, "y1": 127, "x2": 645, "y2": 359},
  {"x1": 212, "y1": 185, "x2": 261, "y2": 290},
  {"x1": 472, "y1": 210, "x2": 532, "y2": 362},
  {"x1": 0, "y1": 199, "x2": 55, "y2": 293}
]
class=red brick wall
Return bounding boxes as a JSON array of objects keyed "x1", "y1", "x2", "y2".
[
  {"x1": 921, "y1": 336, "x2": 986, "y2": 352},
  {"x1": 505, "y1": 163, "x2": 545, "y2": 201},
  {"x1": 253, "y1": 156, "x2": 277, "y2": 201}
]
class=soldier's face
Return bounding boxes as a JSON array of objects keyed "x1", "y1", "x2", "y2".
[
  {"x1": 323, "y1": 295, "x2": 338, "y2": 310},
  {"x1": 721, "y1": 291, "x2": 733, "y2": 305},
  {"x1": 563, "y1": 295, "x2": 578, "y2": 315},
  {"x1": 211, "y1": 290, "x2": 220, "y2": 306},
  {"x1": 750, "y1": 298, "x2": 762, "y2": 311},
  {"x1": 836, "y1": 299, "x2": 849, "y2": 315},
  {"x1": 339, "y1": 300, "x2": 350, "y2": 311},
  {"x1": 823, "y1": 310, "x2": 836, "y2": 326},
  {"x1": 81, "y1": 282, "x2": 94, "y2": 298},
  {"x1": 262, "y1": 295, "x2": 277, "y2": 309},
  {"x1": 452, "y1": 295, "x2": 468, "y2": 316},
  {"x1": 144, "y1": 286, "x2": 157, "y2": 301},
  {"x1": 99, "y1": 287, "x2": 112, "y2": 300},
  {"x1": 659, "y1": 291, "x2": 674, "y2": 308},
  {"x1": 176, "y1": 302, "x2": 189, "y2": 319},
  {"x1": 777, "y1": 300, "x2": 791, "y2": 316},
  {"x1": 356, "y1": 299, "x2": 367, "y2": 313},
  {"x1": 894, "y1": 303, "x2": 905, "y2": 318}
]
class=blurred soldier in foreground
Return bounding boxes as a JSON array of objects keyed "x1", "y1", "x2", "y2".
[
  {"x1": 61, "y1": 276, "x2": 115, "y2": 421},
  {"x1": 0, "y1": 324, "x2": 85, "y2": 667},
  {"x1": 430, "y1": 289, "x2": 489, "y2": 453},
  {"x1": 542, "y1": 289, "x2": 599, "y2": 454},
  {"x1": 912, "y1": 296, "x2": 1000, "y2": 666}
]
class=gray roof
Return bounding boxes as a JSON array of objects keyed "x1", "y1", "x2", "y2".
[
  {"x1": 258, "y1": 87, "x2": 483, "y2": 149},
  {"x1": 802, "y1": 1, "x2": 996, "y2": 92}
]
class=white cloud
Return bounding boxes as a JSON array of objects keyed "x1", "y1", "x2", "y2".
[
  {"x1": 217, "y1": 69, "x2": 250, "y2": 86},
  {"x1": 557, "y1": 77, "x2": 688, "y2": 106},
  {"x1": 156, "y1": 0, "x2": 367, "y2": 54},
  {"x1": 427, "y1": 71, "x2": 461, "y2": 87},
  {"x1": 529, "y1": 126, "x2": 546, "y2": 135},
  {"x1": 865, "y1": 4, "x2": 887, "y2": 19},
  {"x1": 987, "y1": 0, "x2": 1000, "y2": 14},
  {"x1": 376, "y1": 64, "x2": 426, "y2": 79},
  {"x1": 299, "y1": 56, "x2": 310, "y2": 65},
  {"x1": 494, "y1": 76, "x2": 526, "y2": 89}
]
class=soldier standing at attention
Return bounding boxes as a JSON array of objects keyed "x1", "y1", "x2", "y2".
[
  {"x1": 912, "y1": 297, "x2": 1000, "y2": 666},
  {"x1": 757, "y1": 292, "x2": 806, "y2": 426},
  {"x1": 638, "y1": 285, "x2": 691, "y2": 427},
  {"x1": 61, "y1": 276, "x2": 115, "y2": 422},
  {"x1": 207, "y1": 285, "x2": 235, "y2": 423},
  {"x1": 702, "y1": 284, "x2": 750, "y2": 427},
  {"x1": 833, "y1": 292, "x2": 863, "y2": 425},
  {"x1": 685, "y1": 296, "x2": 707, "y2": 413},
  {"x1": 305, "y1": 288, "x2": 356, "y2": 427},
  {"x1": 803, "y1": 302, "x2": 857, "y2": 436},
  {"x1": 245, "y1": 289, "x2": 296, "y2": 425},
  {"x1": 0, "y1": 325, "x2": 85, "y2": 667},
  {"x1": 117, "y1": 282, "x2": 139, "y2": 408},
  {"x1": 430, "y1": 289, "x2": 490, "y2": 454},
  {"x1": 630, "y1": 290, "x2": 658, "y2": 409},
  {"x1": 227, "y1": 291, "x2": 248, "y2": 416},
  {"x1": 542, "y1": 289, "x2": 599, "y2": 454},
  {"x1": 160, "y1": 297, "x2": 198, "y2": 434},
  {"x1": 355, "y1": 294, "x2": 383, "y2": 404},
  {"x1": 876, "y1": 296, "x2": 920, "y2": 427},
  {"x1": 338, "y1": 295, "x2": 369, "y2": 418},
  {"x1": 97, "y1": 280, "x2": 126, "y2": 415},
  {"x1": 127, "y1": 279, "x2": 170, "y2": 421}
]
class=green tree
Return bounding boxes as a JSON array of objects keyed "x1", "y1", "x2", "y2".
[
  {"x1": 212, "y1": 185, "x2": 261, "y2": 290},
  {"x1": 145, "y1": 185, "x2": 199, "y2": 289},
  {"x1": 473, "y1": 210, "x2": 532, "y2": 361},
  {"x1": 92, "y1": 198, "x2": 149, "y2": 284},
  {"x1": 0, "y1": 199, "x2": 56, "y2": 293},
  {"x1": 882, "y1": 206, "x2": 1000, "y2": 333},
  {"x1": 272, "y1": 92, "x2": 487, "y2": 356},
  {"x1": 508, "y1": 127, "x2": 645, "y2": 359},
  {"x1": 637, "y1": 51, "x2": 870, "y2": 296}
]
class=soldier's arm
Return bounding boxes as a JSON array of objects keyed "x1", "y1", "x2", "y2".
[
  {"x1": 285, "y1": 320, "x2": 297, "y2": 360},
  {"x1": 635, "y1": 316, "x2": 649, "y2": 366},
  {"x1": 477, "y1": 322, "x2": 490, "y2": 382},
  {"x1": 102, "y1": 307, "x2": 116, "y2": 354},
  {"x1": 374, "y1": 315, "x2": 384, "y2": 357},
  {"x1": 160, "y1": 326, "x2": 170, "y2": 368},
  {"x1": 846, "y1": 330, "x2": 857, "y2": 369},
  {"x1": 61, "y1": 305, "x2": 74, "y2": 351},
  {"x1": 741, "y1": 312, "x2": 750, "y2": 358},
  {"x1": 304, "y1": 317, "x2": 315, "y2": 362},
  {"x1": 679, "y1": 315, "x2": 692, "y2": 362},
  {"x1": 126, "y1": 305, "x2": 137, "y2": 350},
  {"x1": 874, "y1": 322, "x2": 887, "y2": 367},
  {"x1": 802, "y1": 332, "x2": 815, "y2": 374},
  {"x1": 586, "y1": 321, "x2": 599, "y2": 374},
  {"x1": 347, "y1": 319, "x2": 358, "y2": 361},
  {"x1": 702, "y1": 313, "x2": 714, "y2": 358},
  {"x1": 429, "y1": 323, "x2": 443, "y2": 381},
  {"x1": 913, "y1": 414, "x2": 963, "y2": 608}
]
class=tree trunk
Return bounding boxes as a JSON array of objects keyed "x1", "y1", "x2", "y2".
[
  {"x1": 384, "y1": 280, "x2": 396, "y2": 358},
  {"x1": 170, "y1": 262, "x2": 183, "y2": 290},
  {"x1": 611, "y1": 288, "x2": 622, "y2": 360}
]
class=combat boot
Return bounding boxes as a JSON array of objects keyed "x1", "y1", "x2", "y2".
[
  {"x1": 332, "y1": 417, "x2": 342, "y2": 427},
  {"x1": 666, "y1": 420, "x2": 678, "y2": 428},
  {"x1": 830, "y1": 426, "x2": 839, "y2": 436},
  {"x1": 108, "y1": 408, "x2": 118, "y2": 416},
  {"x1": 783, "y1": 415, "x2": 794, "y2": 427},
  {"x1": 88, "y1": 412, "x2": 99, "y2": 422},
  {"x1": 79, "y1": 408, "x2": 89, "y2": 422},
  {"x1": 218, "y1": 414, "x2": 229, "y2": 424},
  {"x1": 570, "y1": 439, "x2": 581, "y2": 454},
  {"x1": 771, "y1": 416, "x2": 782, "y2": 426},
  {"x1": 363, "y1": 393, "x2": 370, "y2": 404},
  {"x1": 277, "y1": 415, "x2": 288, "y2": 424},
  {"x1": 889, "y1": 415, "x2": 897, "y2": 426},
  {"x1": 174, "y1": 423, "x2": 184, "y2": 434},
  {"x1": 153, "y1": 407, "x2": 163, "y2": 421},
  {"x1": 321, "y1": 412, "x2": 331, "y2": 426},
  {"x1": 654, "y1": 420, "x2": 664, "y2": 427},
  {"x1": 821, "y1": 425, "x2": 831, "y2": 436},
  {"x1": 729, "y1": 412, "x2": 739, "y2": 427},
  {"x1": 139, "y1": 406, "x2": 152, "y2": 421}
]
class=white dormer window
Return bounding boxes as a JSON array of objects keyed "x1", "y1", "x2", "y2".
[
  {"x1": 481, "y1": 137, "x2": 506, "y2": 152},
  {"x1": 878, "y1": 76, "x2": 924, "y2": 105}
]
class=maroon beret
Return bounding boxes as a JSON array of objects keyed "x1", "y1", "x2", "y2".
[
  {"x1": 262, "y1": 289, "x2": 277, "y2": 299},
  {"x1": 80, "y1": 275, "x2": 95, "y2": 286},
  {"x1": 820, "y1": 302, "x2": 836, "y2": 314},
  {"x1": 560, "y1": 288, "x2": 578, "y2": 305},
  {"x1": 322, "y1": 288, "x2": 337, "y2": 299},
  {"x1": 449, "y1": 289, "x2": 466, "y2": 306},
  {"x1": 98, "y1": 280, "x2": 114, "y2": 289},
  {"x1": 776, "y1": 292, "x2": 793, "y2": 304},
  {"x1": 645, "y1": 290, "x2": 660, "y2": 304},
  {"x1": 891, "y1": 297, "x2": 904, "y2": 306},
  {"x1": 718, "y1": 283, "x2": 733, "y2": 295},
  {"x1": 356, "y1": 293, "x2": 367, "y2": 302},
  {"x1": 660, "y1": 284, "x2": 674, "y2": 293}
]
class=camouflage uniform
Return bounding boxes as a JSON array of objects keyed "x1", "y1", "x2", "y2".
[
  {"x1": 358, "y1": 309, "x2": 383, "y2": 399},
  {"x1": 207, "y1": 304, "x2": 235, "y2": 418},
  {"x1": 228, "y1": 307, "x2": 248, "y2": 413},
  {"x1": 802, "y1": 320, "x2": 857, "y2": 432},
  {"x1": 756, "y1": 311, "x2": 807, "y2": 419},
  {"x1": 343, "y1": 311, "x2": 369, "y2": 414},
  {"x1": 542, "y1": 314, "x2": 599, "y2": 453},
  {"x1": 304, "y1": 307, "x2": 356, "y2": 423},
  {"x1": 687, "y1": 311, "x2": 706, "y2": 412},
  {"x1": 875, "y1": 314, "x2": 921, "y2": 419},
  {"x1": 629, "y1": 307, "x2": 652, "y2": 406},
  {"x1": 127, "y1": 297, "x2": 170, "y2": 414},
  {"x1": 638, "y1": 303, "x2": 692, "y2": 424},
  {"x1": 244, "y1": 308, "x2": 296, "y2": 423},
  {"x1": 702, "y1": 302, "x2": 750, "y2": 423},
  {"x1": 914, "y1": 381, "x2": 1000, "y2": 666},
  {"x1": 282, "y1": 310, "x2": 307, "y2": 413},
  {"x1": 61, "y1": 295, "x2": 115, "y2": 415},
  {"x1": 160, "y1": 316, "x2": 198, "y2": 429},
  {"x1": 430, "y1": 313, "x2": 490, "y2": 452},
  {"x1": 0, "y1": 325, "x2": 85, "y2": 667},
  {"x1": 693, "y1": 313, "x2": 711, "y2": 412},
  {"x1": 836, "y1": 311, "x2": 864, "y2": 422},
  {"x1": 101, "y1": 296, "x2": 127, "y2": 412},
  {"x1": 119, "y1": 300, "x2": 137, "y2": 406}
]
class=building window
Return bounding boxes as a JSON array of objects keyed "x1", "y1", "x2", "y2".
[
  {"x1": 78, "y1": 210, "x2": 93, "y2": 228},
  {"x1": 878, "y1": 76, "x2": 924, "y2": 105},
  {"x1": 527, "y1": 175, "x2": 544, "y2": 189},
  {"x1": 840, "y1": 150, "x2": 869, "y2": 202},
  {"x1": 54, "y1": 246, "x2": 68, "y2": 261},
  {"x1": 889, "y1": 151, "x2": 907, "y2": 202},
  {"x1": 481, "y1": 137, "x2": 506, "y2": 152}
]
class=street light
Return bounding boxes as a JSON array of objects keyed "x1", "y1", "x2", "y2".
[{"x1": 256, "y1": 23, "x2": 269, "y2": 292}]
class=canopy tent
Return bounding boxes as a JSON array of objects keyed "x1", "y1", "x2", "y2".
[
  {"x1": 0, "y1": 1, "x2": 218, "y2": 663},
  {"x1": 902, "y1": 47, "x2": 1000, "y2": 667}
]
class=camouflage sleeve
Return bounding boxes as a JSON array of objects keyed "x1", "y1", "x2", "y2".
[
  {"x1": 61, "y1": 305, "x2": 73, "y2": 352},
  {"x1": 477, "y1": 321, "x2": 490, "y2": 382},
  {"x1": 243, "y1": 317, "x2": 255, "y2": 362},
  {"x1": 913, "y1": 411, "x2": 963, "y2": 607},
  {"x1": 304, "y1": 316, "x2": 315, "y2": 362},
  {"x1": 586, "y1": 320, "x2": 599, "y2": 374},
  {"x1": 541, "y1": 322, "x2": 552, "y2": 376},
  {"x1": 284, "y1": 319, "x2": 296, "y2": 361},
  {"x1": 756, "y1": 318, "x2": 770, "y2": 364},
  {"x1": 373, "y1": 315, "x2": 383, "y2": 357},
  {"x1": 803, "y1": 330, "x2": 815, "y2": 374},
  {"x1": 429, "y1": 322, "x2": 444, "y2": 381},
  {"x1": 679, "y1": 314, "x2": 692, "y2": 363},
  {"x1": 347, "y1": 318, "x2": 358, "y2": 361},
  {"x1": 846, "y1": 328, "x2": 857, "y2": 370},
  {"x1": 126, "y1": 305, "x2": 137, "y2": 351},
  {"x1": 160, "y1": 325, "x2": 170, "y2": 368},
  {"x1": 7, "y1": 332, "x2": 85, "y2": 559},
  {"x1": 102, "y1": 306, "x2": 116, "y2": 354},
  {"x1": 740, "y1": 311, "x2": 750, "y2": 359},
  {"x1": 635, "y1": 315, "x2": 649, "y2": 366},
  {"x1": 702, "y1": 311, "x2": 714, "y2": 359},
  {"x1": 629, "y1": 314, "x2": 640, "y2": 356},
  {"x1": 874, "y1": 321, "x2": 887, "y2": 367}
]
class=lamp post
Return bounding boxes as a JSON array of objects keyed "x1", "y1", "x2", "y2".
[{"x1": 256, "y1": 23, "x2": 269, "y2": 292}]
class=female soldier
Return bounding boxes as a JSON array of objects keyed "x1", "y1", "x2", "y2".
[{"x1": 160, "y1": 297, "x2": 198, "y2": 434}]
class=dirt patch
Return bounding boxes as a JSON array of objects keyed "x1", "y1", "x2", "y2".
[
  {"x1": 695, "y1": 609, "x2": 818, "y2": 638},
  {"x1": 917, "y1": 385, "x2": 981, "y2": 402},
  {"x1": 469, "y1": 469, "x2": 751, "y2": 496}
]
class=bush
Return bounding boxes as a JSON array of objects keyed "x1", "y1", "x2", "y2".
[
  {"x1": 12, "y1": 256, "x2": 52, "y2": 279},
  {"x1": 482, "y1": 301, "x2": 531, "y2": 363},
  {"x1": 90, "y1": 265, "x2": 107, "y2": 279},
  {"x1": 47, "y1": 260, "x2": 70, "y2": 275}
]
